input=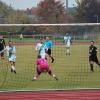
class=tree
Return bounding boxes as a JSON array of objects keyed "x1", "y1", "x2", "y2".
[
  {"x1": 36, "y1": 0, "x2": 69, "y2": 23},
  {"x1": 0, "y1": 1, "x2": 13, "y2": 17},
  {"x1": 75, "y1": 0, "x2": 100, "y2": 23}
]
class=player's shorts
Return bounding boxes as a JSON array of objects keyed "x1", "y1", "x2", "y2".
[
  {"x1": 46, "y1": 48, "x2": 51, "y2": 56},
  {"x1": 89, "y1": 56, "x2": 99, "y2": 63},
  {"x1": 40, "y1": 53, "x2": 46, "y2": 59},
  {"x1": 65, "y1": 43, "x2": 70, "y2": 48},
  {"x1": 9, "y1": 55, "x2": 16, "y2": 62},
  {"x1": 37, "y1": 65, "x2": 51, "y2": 75}
]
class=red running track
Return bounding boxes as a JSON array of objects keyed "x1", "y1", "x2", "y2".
[{"x1": 0, "y1": 90, "x2": 100, "y2": 100}]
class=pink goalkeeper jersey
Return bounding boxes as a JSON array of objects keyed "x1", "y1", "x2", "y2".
[{"x1": 37, "y1": 58, "x2": 48, "y2": 68}]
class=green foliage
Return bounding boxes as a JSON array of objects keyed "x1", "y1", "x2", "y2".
[
  {"x1": 75, "y1": 0, "x2": 100, "y2": 23},
  {"x1": 0, "y1": 1, "x2": 13, "y2": 17}
]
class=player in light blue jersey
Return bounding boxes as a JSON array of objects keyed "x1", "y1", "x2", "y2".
[
  {"x1": 64, "y1": 33, "x2": 72, "y2": 55},
  {"x1": 44, "y1": 37, "x2": 54, "y2": 63},
  {"x1": 6, "y1": 41, "x2": 16, "y2": 73}
]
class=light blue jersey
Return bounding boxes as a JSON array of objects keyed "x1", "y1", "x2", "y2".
[{"x1": 44, "y1": 40, "x2": 53, "y2": 49}]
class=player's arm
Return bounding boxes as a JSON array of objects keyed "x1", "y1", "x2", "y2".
[
  {"x1": 35, "y1": 44, "x2": 39, "y2": 51},
  {"x1": 3, "y1": 39, "x2": 6, "y2": 47},
  {"x1": 89, "y1": 46, "x2": 92, "y2": 56},
  {"x1": 0, "y1": 48, "x2": 6, "y2": 54},
  {"x1": 95, "y1": 46, "x2": 98, "y2": 54},
  {"x1": 70, "y1": 39, "x2": 73, "y2": 45}
]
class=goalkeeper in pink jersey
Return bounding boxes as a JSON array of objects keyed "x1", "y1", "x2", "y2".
[{"x1": 33, "y1": 55, "x2": 58, "y2": 81}]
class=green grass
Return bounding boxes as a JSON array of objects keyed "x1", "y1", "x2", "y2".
[{"x1": 0, "y1": 44, "x2": 100, "y2": 91}]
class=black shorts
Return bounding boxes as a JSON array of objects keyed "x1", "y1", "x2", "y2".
[
  {"x1": 0, "y1": 48, "x2": 4, "y2": 57},
  {"x1": 46, "y1": 48, "x2": 51, "y2": 56},
  {"x1": 89, "y1": 56, "x2": 99, "y2": 63}
]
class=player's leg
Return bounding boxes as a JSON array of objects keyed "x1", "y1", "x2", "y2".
[
  {"x1": 33, "y1": 67, "x2": 41, "y2": 80},
  {"x1": 65, "y1": 44, "x2": 70, "y2": 55},
  {"x1": 47, "y1": 68, "x2": 58, "y2": 81},
  {"x1": 10, "y1": 61, "x2": 16, "y2": 73},
  {"x1": 9, "y1": 56, "x2": 16, "y2": 73},
  {"x1": 47, "y1": 49, "x2": 54, "y2": 63},
  {"x1": 89, "y1": 60, "x2": 94, "y2": 72}
]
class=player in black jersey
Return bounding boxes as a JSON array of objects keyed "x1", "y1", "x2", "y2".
[
  {"x1": 89, "y1": 41, "x2": 100, "y2": 72},
  {"x1": 0, "y1": 36, "x2": 6, "y2": 59}
]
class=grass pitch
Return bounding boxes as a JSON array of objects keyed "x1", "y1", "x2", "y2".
[{"x1": 0, "y1": 44, "x2": 100, "y2": 91}]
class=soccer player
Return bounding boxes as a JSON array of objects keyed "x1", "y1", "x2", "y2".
[
  {"x1": 44, "y1": 36, "x2": 54, "y2": 63},
  {"x1": 64, "y1": 33, "x2": 72, "y2": 55},
  {"x1": 89, "y1": 41, "x2": 100, "y2": 72},
  {"x1": 19, "y1": 34, "x2": 23, "y2": 40},
  {"x1": 0, "y1": 35, "x2": 6, "y2": 59},
  {"x1": 33, "y1": 55, "x2": 58, "y2": 81},
  {"x1": 35, "y1": 38, "x2": 47, "y2": 59},
  {"x1": 6, "y1": 41, "x2": 16, "y2": 73}
]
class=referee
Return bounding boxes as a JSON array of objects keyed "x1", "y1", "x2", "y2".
[
  {"x1": 0, "y1": 35, "x2": 6, "y2": 59},
  {"x1": 45, "y1": 37, "x2": 54, "y2": 63},
  {"x1": 89, "y1": 41, "x2": 100, "y2": 72}
]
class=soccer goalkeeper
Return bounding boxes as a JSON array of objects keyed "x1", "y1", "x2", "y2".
[{"x1": 33, "y1": 55, "x2": 58, "y2": 81}]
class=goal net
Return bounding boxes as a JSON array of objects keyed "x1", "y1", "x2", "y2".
[{"x1": 0, "y1": 23, "x2": 100, "y2": 91}]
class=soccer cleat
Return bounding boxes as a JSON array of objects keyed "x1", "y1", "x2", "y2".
[
  {"x1": 90, "y1": 69, "x2": 94, "y2": 72},
  {"x1": 54, "y1": 77, "x2": 58, "y2": 81},
  {"x1": 32, "y1": 77, "x2": 37, "y2": 81},
  {"x1": 32, "y1": 79, "x2": 36, "y2": 81},
  {"x1": 53, "y1": 74, "x2": 58, "y2": 81},
  {"x1": 66, "y1": 53, "x2": 70, "y2": 56},
  {"x1": 14, "y1": 70, "x2": 16, "y2": 74}
]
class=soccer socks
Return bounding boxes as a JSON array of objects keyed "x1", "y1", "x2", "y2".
[
  {"x1": 11, "y1": 66, "x2": 16, "y2": 73},
  {"x1": 66, "y1": 49, "x2": 70, "y2": 55},
  {"x1": 33, "y1": 76, "x2": 37, "y2": 80},
  {"x1": 53, "y1": 74, "x2": 58, "y2": 81},
  {"x1": 32, "y1": 76, "x2": 38, "y2": 81},
  {"x1": 90, "y1": 64, "x2": 94, "y2": 72}
]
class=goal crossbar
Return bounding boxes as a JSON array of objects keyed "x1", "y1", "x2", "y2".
[{"x1": 0, "y1": 23, "x2": 100, "y2": 26}]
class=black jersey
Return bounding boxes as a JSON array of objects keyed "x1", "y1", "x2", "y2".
[
  {"x1": 0, "y1": 39, "x2": 6, "y2": 50},
  {"x1": 89, "y1": 45, "x2": 97, "y2": 57}
]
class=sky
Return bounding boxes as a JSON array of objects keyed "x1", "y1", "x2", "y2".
[{"x1": 1, "y1": 0, "x2": 77, "y2": 10}]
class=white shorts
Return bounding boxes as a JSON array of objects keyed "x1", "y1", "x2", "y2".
[
  {"x1": 65, "y1": 43, "x2": 70, "y2": 48},
  {"x1": 40, "y1": 53, "x2": 46, "y2": 59},
  {"x1": 9, "y1": 55, "x2": 16, "y2": 62}
]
